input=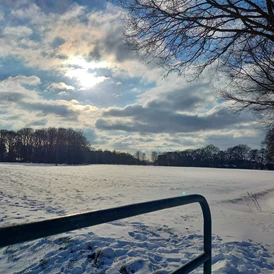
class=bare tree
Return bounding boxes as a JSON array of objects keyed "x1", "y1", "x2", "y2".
[
  {"x1": 221, "y1": 42, "x2": 274, "y2": 124},
  {"x1": 151, "y1": 151, "x2": 158, "y2": 165},
  {"x1": 265, "y1": 127, "x2": 274, "y2": 161},
  {"x1": 119, "y1": 0, "x2": 274, "y2": 121},
  {"x1": 17, "y1": 128, "x2": 34, "y2": 162},
  {"x1": 5, "y1": 130, "x2": 17, "y2": 162},
  {"x1": 0, "y1": 130, "x2": 7, "y2": 162},
  {"x1": 140, "y1": 152, "x2": 146, "y2": 162},
  {"x1": 135, "y1": 150, "x2": 141, "y2": 161}
]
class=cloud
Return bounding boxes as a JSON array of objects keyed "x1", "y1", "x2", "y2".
[
  {"x1": 96, "y1": 76, "x2": 252, "y2": 135},
  {"x1": 27, "y1": 118, "x2": 48, "y2": 127},
  {"x1": 9, "y1": 2, "x2": 40, "y2": 19},
  {"x1": 205, "y1": 132, "x2": 262, "y2": 149},
  {"x1": 146, "y1": 83, "x2": 212, "y2": 112},
  {"x1": 3, "y1": 75, "x2": 40, "y2": 86},
  {"x1": 0, "y1": 92, "x2": 26, "y2": 102},
  {"x1": 0, "y1": 76, "x2": 85, "y2": 123},
  {"x1": 88, "y1": 18, "x2": 134, "y2": 63},
  {"x1": 97, "y1": 103, "x2": 250, "y2": 134},
  {"x1": 0, "y1": 73, "x2": 105, "y2": 133},
  {"x1": 3, "y1": 26, "x2": 33, "y2": 37},
  {"x1": 50, "y1": 82, "x2": 75, "y2": 90},
  {"x1": 0, "y1": 76, "x2": 40, "y2": 102},
  {"x1": 35, "y1": 0, "x2": 107, "y2": 14},
  {"x1": 1, "y1": 4, "x2": 88, "y2": 70},
  {"x1": 0, "y1": 1, "x2": 264, "y2": 153},
  {"x1": 0, "y1": 1, "x2": 161, "y2": 88},
  {"x1": 60, "y1": 3, "x2": 85, "y2": 20},
  {"x1": 19, "y1": 100, "x2": 77, "y2": 118},
  {"x1": 94, "y1": 73, "x2": 256, "y2": 141}
]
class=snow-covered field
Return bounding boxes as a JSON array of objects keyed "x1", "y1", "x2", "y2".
[{"x1": 0, "y1": 163, "x2": 274, "y2": 273}]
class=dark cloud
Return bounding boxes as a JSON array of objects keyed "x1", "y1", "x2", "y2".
[
  {"x1": 20, "y1": 101, "x2": 77, "y2": 118},
  {"x1": 89, "y1": 45, "x2": 101, "y2": 61},
  {"x1": 103, "y1": 26, "x2": 134, "y2": 62},
  {"x1": 146, "y1": 83, "x2": 211, "y2": 112},
  {"x1": 0, "y1": 92, "x2": 26, "y2": 102},
  {"x1": 95, "y1": 80, "x2": 253, "y2": 135},
  {"x1": 27, "y1": 118, "x2": 48, "y2": 127},
  {"x1": 96, "y1": 104, "x2": 251, "y2": 133},
  {"x1": 89, "y1": 25, "x2": 135, "y2": 63},
  {"x1": 164, "y1": 137, "x2": 197, "y2": 146},
  {"x1": 103, "y1": 105, "x2": 143, "y2": 117},
  {"x1": 205, "y1": 134, "x2": 263, "y2": 149}
]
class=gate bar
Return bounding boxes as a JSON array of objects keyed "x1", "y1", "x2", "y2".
[{"x1": 0, "y1": 195, "x2": 211, "y2": 274}]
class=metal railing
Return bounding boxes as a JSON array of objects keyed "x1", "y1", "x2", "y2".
[{"x1": 0, "y1": 194, "x2": 212, "y2": 274}]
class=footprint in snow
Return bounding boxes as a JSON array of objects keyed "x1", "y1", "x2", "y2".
[{"x1": 128, "y1": 231, "x2": 147, "y2": 241}]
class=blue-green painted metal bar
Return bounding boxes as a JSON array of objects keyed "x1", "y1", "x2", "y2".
[
  {"x1": 171, "y1": 253, "x2": 210, "y2": 274},
  {"x1": 0, "y1": 195, "x2": 211, "y2": 274}
]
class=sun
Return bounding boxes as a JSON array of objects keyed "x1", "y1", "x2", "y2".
[
  {"x1": 64, "y1": 56, "x2": 109, "y2": 89},
  {"x1": 65, "y1": 69, "x2": 107, "y2": 89}
]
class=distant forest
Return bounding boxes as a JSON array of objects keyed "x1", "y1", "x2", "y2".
[{"x1": 0, "y1": 127, "x2": 273, "y2": 170}]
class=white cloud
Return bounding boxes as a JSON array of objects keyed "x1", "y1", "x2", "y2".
[
  {"x1": 0, "y1": 2, "x2": 164, "y2": 87},
  {"x1": 131, "y1": 88, "x2": 141, "y2": 93},
  {"x1": 0, "y1": 75, "x2": 100, "y2": 129},
  {"x1": 10, "y1": 3, "x2": 42, "y2": 21},
  {"x1": 3, "y1": 26, "x2": 33, "y2": 37},
  {"x1": 60, "y1": 4, "x2": 85, "y2": 21},
  {"x1": 0, "y1": 76, "x2": 41, "y2": 101},
  {"x1": 5, "y1": 75, "x2": 40, "y2": 85},
  {"x1": 50, "y1": 82, "x2": 75, "y2": 90}
]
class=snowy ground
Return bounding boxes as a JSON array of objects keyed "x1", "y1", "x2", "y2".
[{"x1": 0, "y1": 163, "x2": 274, "y2": 273}]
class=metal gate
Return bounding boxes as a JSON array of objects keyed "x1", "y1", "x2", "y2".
[{"x1": 0, "y1": 194, "x2": 211, "y2": 274}]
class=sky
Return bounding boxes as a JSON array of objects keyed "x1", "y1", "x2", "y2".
[{"x1": 0, "y1": 0, "x2": 265, "y2": 154}]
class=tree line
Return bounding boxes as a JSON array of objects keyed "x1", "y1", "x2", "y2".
[
  {"x1": 149, "y1": 128, "x2": 274, "y2": 170},
  {"x1": 151, "y1": 144, "x2": 271, "y2": 169},
  {"x1": 0, "y1": 128, "x2": 90, "y2": 164},
  {"x1": 0, "y1": 128, "x2": 143, "y2": 165},
  {"x1": 0, "y1": 127, "x2": 274, "y2": 169}
]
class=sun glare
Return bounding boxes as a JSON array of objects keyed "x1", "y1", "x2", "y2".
[
  {"x1": 66, "y1": 69, "x2": 107, "y2": 89},
  {"x1": 64, "y1": 56, "x2": 109, "y2": 70},
  {"x1": 64, "y1": 56, "x2": 109, "y2": 89}
]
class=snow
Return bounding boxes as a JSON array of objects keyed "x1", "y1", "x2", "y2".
[{"x1": 0, "y1": 163, "x2": 274, "y2": 273}]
